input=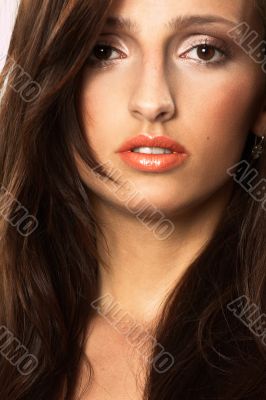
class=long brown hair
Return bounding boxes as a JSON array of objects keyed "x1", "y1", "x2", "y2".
[{"x1": 0, "y1": 0, "x2": 266, "y2": 399}]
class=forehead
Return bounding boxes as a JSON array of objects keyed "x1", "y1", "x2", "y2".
[{"x1": 107, "y1": 0, "x2": 263, "y2": 35}]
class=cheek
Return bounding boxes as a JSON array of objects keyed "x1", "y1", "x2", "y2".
[
  {"x1": 79, "y1": 73, "x2": 125, "y2": 153},
  {"x1": 179, "y1": 69, "x2": 261, "y2": 160},
  {"x1": 173, "y1": 70, "x2": 263, "y2": 195}
]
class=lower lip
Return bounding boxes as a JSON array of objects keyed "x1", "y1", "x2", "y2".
[{"x1": 118, "y1": 151, "x2": 188, "y2": 172}]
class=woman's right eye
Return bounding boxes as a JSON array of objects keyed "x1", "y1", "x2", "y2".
[{"x1": 88, "y1": 43, "x2": 126, "y2": 66}]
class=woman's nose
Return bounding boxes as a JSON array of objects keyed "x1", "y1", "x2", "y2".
[{"x1": 128, "y1": 61, "x2": 176, "y2": 123}]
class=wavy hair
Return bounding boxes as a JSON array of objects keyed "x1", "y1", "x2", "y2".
[{"x1": 0, "y1": 0, "x2": 266, "y2": 399}]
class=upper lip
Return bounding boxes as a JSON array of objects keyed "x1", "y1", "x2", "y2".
[{"x1": 116, "y1": 134, "x2": 188, "y2": 154}]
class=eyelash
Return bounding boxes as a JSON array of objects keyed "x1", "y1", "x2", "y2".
[
  {"x1": 180, "y1": 38, "x2": 229, "y2": 66},
  {"x1": 87, "y1": 37, "x2": 230, "y2": 68},
  {"x1": 87, "y1": 41, "x2": 126, "y2": 68}
]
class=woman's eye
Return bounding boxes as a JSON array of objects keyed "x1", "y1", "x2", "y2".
[
  {"x1": 88, "y1": 43, "x2": 124, "y2": 64},
  {"x1": 180, "y1": 43, "x2": 226, "y2": 64}
]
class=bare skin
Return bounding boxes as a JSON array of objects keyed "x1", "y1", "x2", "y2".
[
  {"x1": 74, "y1": 0, "x2": 266, "y2": 398},
  {"x1": 73, "y1": 315, "x2": 148, "y2": 400}
]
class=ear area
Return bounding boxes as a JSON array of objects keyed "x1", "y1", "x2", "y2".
[{"x1": 251, "y1": 98, "x2": 266, "y2": 137}]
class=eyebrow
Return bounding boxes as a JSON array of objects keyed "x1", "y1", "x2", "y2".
[{"x1": 103, "y1": 14, "x2": 239, "y2": 34}]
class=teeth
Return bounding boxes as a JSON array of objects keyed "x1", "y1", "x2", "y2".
[{"x1": 132, "y1": 147, "x2": 172, "y2": 154}]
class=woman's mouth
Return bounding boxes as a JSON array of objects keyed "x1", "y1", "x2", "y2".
[{"x1": 116, "y1": 135, "x2": 189, "y2": 172}]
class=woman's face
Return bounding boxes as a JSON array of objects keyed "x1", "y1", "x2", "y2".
[{"x1": 76, "y1": 0, "x2": 266, "y2": 217}]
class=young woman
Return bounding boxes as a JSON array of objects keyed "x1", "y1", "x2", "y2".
[{"x1": 0, "y1": 0, "x2": 266, "y2": 398}]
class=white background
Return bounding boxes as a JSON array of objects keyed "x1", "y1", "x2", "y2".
[{"x1": 0, "y1": 0, "x2": 20, "y2": 70}]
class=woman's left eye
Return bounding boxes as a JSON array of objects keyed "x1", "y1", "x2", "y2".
[{"x1": 180, "y1": 43, "x2": 226, "y2": 64}]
